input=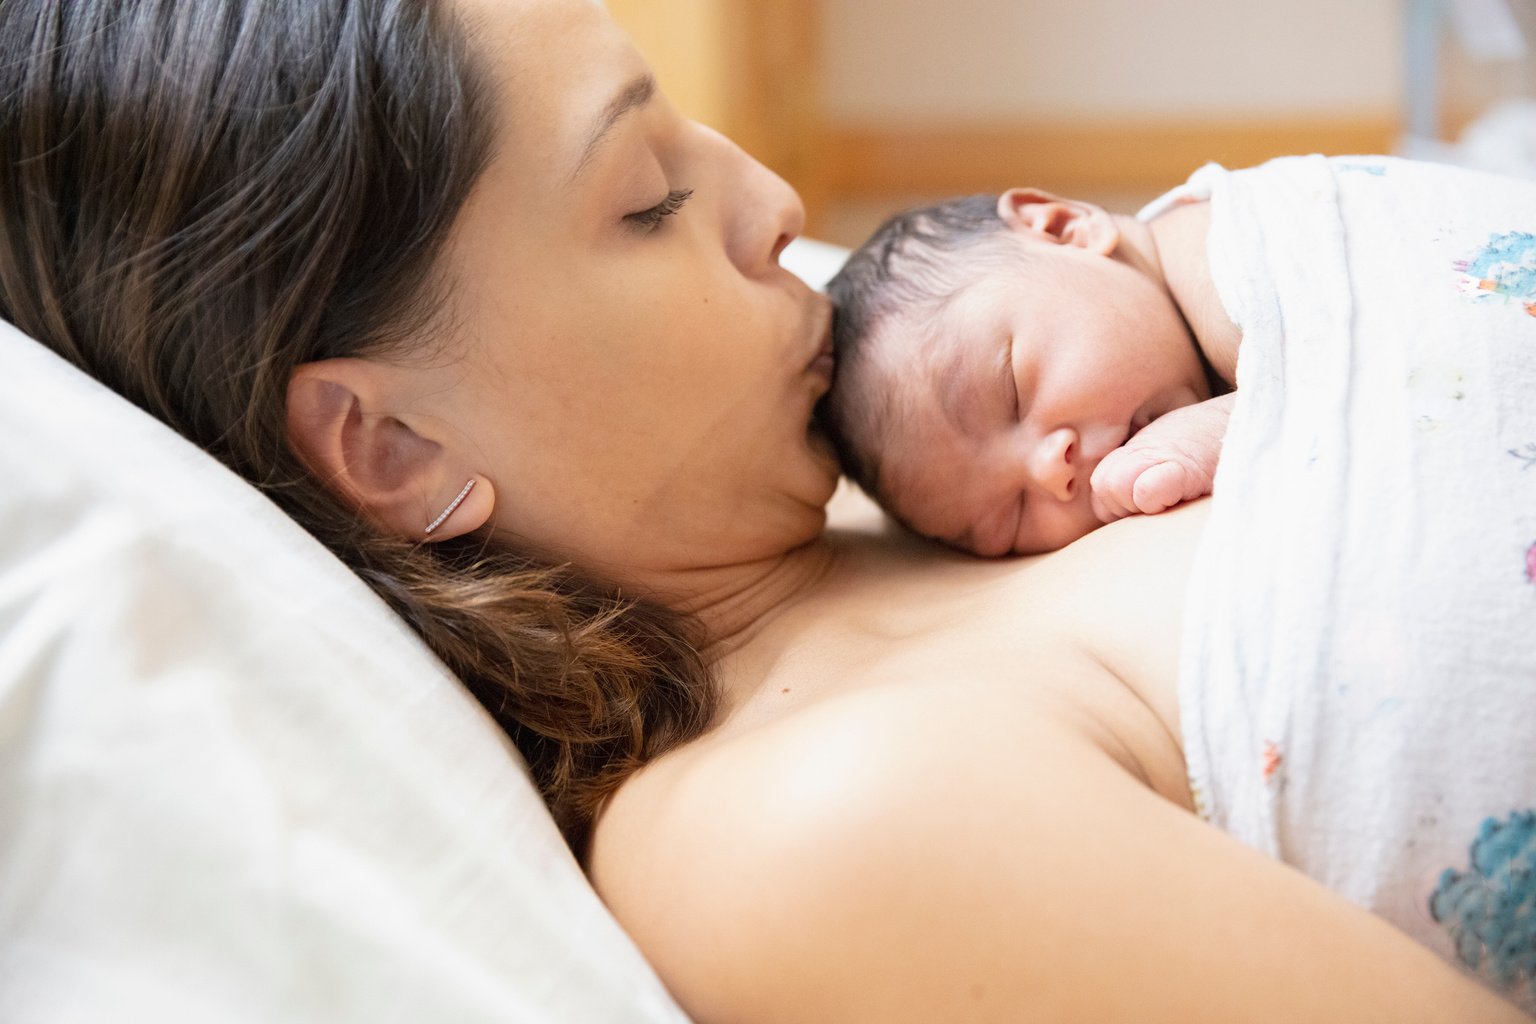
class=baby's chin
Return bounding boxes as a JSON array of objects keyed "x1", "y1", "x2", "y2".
[
  {"x1": 1007, "y1": 513, "x2": 1103, "y2": 558},
  {"x1": 936, "y1": 503, "x2": 1103, "y2": 559}
]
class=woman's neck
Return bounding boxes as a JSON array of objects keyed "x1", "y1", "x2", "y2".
[{"x1": 648, "y1": 539, "x2": 843, "y2": 661}]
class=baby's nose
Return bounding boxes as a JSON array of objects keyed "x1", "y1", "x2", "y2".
[{"x1": 1029, "y1": 427, "x2": 1079, "y2": 503}]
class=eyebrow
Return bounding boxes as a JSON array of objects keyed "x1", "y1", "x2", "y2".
[
  {"x1": 567, "y1": 72, "x2": 656, "y2": 186},
  {"x1": 934, "y1": 336, "x2": 1010, "y2": 440}
]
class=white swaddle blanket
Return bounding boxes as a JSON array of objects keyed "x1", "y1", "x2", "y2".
[{"x1": 1163, "y1": 155, "x2": 1536, "y2": 1009}]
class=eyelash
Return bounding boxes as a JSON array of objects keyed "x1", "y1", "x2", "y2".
[
  {"x1": 625, "y1": 188, "x2": 693, "y2": 232},
  {"x1": 1006, "y1": 336, "x2": 1021, "y2": 419}
]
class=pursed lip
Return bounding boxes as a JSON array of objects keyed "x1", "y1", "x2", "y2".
[{"x1": 805, "y1": 298, "x2": 835, "y2": 380}]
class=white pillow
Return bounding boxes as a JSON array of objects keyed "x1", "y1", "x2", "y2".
[
  {"x1": 783, "y1": 236, "x2": 850, "y2": 293},
  {"x1": 0, "y1": 318, "x2": 691, "y2": 1023}
]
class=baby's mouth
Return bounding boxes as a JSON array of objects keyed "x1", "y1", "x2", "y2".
[
  {"x1": 1126, "y1": 407, "x2": 1154, "y2": 446},
  {"x1": 1126, "y1": 386, "x2": 1197, "y2": 445}
]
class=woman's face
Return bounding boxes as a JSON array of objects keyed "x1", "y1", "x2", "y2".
[{"x1": 421, "y1": 0, "x2": 837, "y2": 583}]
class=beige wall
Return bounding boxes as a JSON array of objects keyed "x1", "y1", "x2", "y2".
[
  {"x1": 603, "y1": 1, "x2": 1534, "y2": 244},
  {"x1": 604, "y1": 0, "x2": 828, "y2": 223},
  {"x1": 604, "y1": 0, "x2": 731, "y2": 128},
  {"x1": 823, "y1": 0, "x2": 1402, "y2": 123}
]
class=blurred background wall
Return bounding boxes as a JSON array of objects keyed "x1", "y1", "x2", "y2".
[{"x1": 606, "y1": 0, "x2": 1536, "y2": 247}]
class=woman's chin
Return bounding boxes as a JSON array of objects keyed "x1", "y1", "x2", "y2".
[{"x1": 804, "y1": 417, "x2": 843, "y2": 496}]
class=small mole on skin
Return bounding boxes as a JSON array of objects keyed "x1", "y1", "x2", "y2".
[{"x1": 781, "y1": 688, "x2": 791, "y2": 694}]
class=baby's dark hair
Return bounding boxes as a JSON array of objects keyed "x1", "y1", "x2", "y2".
[{"x1": 822, "y1": 193, "x2": 1016, "y2": 507}]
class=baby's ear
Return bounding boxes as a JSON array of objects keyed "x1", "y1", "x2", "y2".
[{"x1": 996, "y1": 188, "x2": 1119, "y2": 256}]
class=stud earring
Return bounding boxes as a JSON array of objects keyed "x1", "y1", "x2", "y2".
[{"x1": 425, "y1": 478, "x2": 476, "y2": 536}]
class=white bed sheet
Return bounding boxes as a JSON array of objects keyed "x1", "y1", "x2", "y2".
[{"x1": 0, "y1": 320, "x2": 690, "y2": 1023}]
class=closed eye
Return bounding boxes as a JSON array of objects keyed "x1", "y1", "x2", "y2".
[
  {"x1": 625, "y1": 188, "x2": 693, "y2": 232},
  {"x1": 1003, "y1": 334, "x2": 1020, "y2": 420}
]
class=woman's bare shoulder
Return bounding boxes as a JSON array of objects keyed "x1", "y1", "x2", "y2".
[
  {"x1": 591, "y1": 664, "x2": 1524, "y2": 1024},
  {"x1": 589, "y1": 676, "x2": 1104, "y2": 1016}
]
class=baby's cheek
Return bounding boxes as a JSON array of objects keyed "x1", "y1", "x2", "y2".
[
  {"x1": 1013, "y1": 504, "x2": 1103, "y2": 556},
  {"x1": 888, "y1": 489, "x2": 978, "y2": 555}
]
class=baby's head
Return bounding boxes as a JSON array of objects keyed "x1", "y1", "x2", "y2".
[{"x1": 822, "y1": 188, "x2": 1209, "y2": 556}]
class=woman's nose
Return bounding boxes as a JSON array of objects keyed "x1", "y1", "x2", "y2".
[
  {"x1": 1028, "y1": 427, "x2": 1079, "y2": 503},
  {"x1": 721, "y1": 137, "x2": 806, "y2": 277}
]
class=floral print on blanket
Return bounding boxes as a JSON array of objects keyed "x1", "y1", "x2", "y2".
[
  {"x1": 1430, "y1": 809, "x2": 1536, "y2": 1003},
  {"x1": 1336, "y1": 161, "x2": 1387, "y2": 176},
  {"x1": 1453, "y1": 231, "x2": 1536, "y2": 317}
]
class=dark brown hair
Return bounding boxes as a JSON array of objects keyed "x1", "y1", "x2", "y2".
[{"x1": 0, "y1": 0, "x2": 715, "y2": 856}]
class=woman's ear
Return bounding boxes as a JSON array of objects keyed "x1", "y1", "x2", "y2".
[
  {"x1": 285, "y1": 359, "x2": 495, "y2": 542},
  {"x1": 996, "y1": 187, "x2": 1120, "y2": 256}
]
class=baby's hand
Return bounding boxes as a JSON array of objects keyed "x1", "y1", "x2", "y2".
[{"x1": 1088, "y1": 393, "x2": 1235, "y2": 524}]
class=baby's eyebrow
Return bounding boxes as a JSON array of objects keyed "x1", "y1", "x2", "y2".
[
  {"x1": 934, "y1": 335, "x2": 1012, "y2": 440},
  {"x1": 935, "y1": 370, "x2": 978, "y2": 436}
]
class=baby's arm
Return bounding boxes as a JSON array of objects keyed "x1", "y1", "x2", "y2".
[{"x1": 1088, "y1": 392, "x2": 1234, "y2": 523}]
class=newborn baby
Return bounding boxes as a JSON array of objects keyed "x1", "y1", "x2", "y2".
[{"x1": 820, "y1": 184, "x2": 1241, "y2": 556}]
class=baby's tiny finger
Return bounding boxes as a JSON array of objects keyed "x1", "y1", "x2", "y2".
[
  {"x1": 1089, "y1": 450, "x2": 1139, "y2": 522},
  {"x1": 1130, "y1": 462, "x2": 1189, "y2": 514},
  {"x1": 1090, "y1": 488, "x2": 1119, "y2": 524}
]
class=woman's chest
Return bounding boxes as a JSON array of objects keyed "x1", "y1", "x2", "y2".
[{"x1": 722, "y1": 516, "x2": 1205, "y2": 810}]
